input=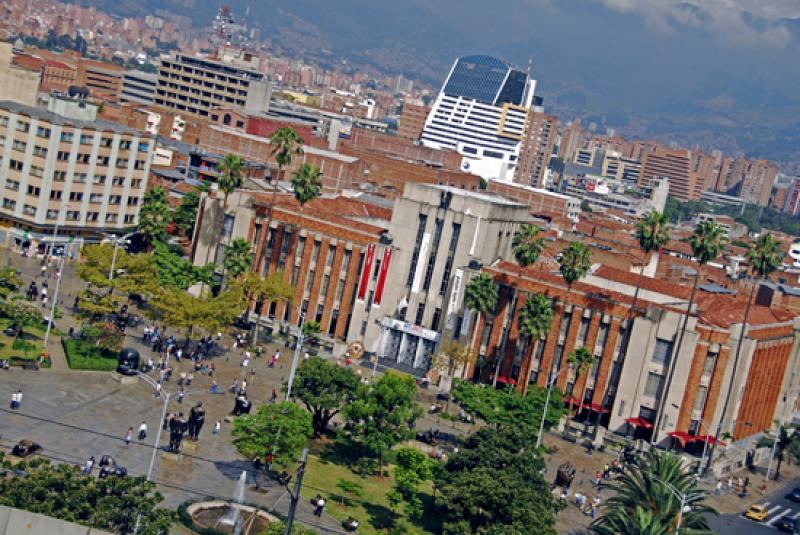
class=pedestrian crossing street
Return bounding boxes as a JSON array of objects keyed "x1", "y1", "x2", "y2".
[{"x1": 752, "y1": 502, "x2": 800, "y2": 528}]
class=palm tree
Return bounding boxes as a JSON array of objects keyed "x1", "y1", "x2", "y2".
[
  {"x1": 223, "y1": 238, "x2": 254, "y2": 280},
  {"x1": 217, "y1": 153, "x2": 245, "y2": 208},
  {"x1": 705, "y1": 232, "x2": 781, "y2": 472},
  {"x1": 559, "y1": 242, "x2": 592, "y2": 294},
  {"x1": 491, "y1": 291, "x2": 552, "y2": 388},
  {"x1": 565, "y1": 346, "x2": 594, "y2": 425},
  {"x1": 652, "y1": 220, "x2": 727, "y2": 443},
  {"x1": 291, "y1": 163, "x2": 323, "y2": 209},
  {"x1": 512, "y1": 223, "x2": 545, "y2": 273},
  {"x1": 515, "y1": 293, "x2": 554, "y2": 388},
  {"x1": 463, "y1": 272, "x2": 499, "y2": 379},
  {"x1": 591, "y1": 450, "x2": 717, "y2": 535},
  {"x1": 270, "y1": 127, "x2": 305, "y2": 180},
  {"x1": 632, "y1": 211, "x2": 671, "y2": 310}
]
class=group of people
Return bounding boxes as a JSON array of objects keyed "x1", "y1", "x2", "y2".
[
  {"x1": 715, "y1": 475, "x2": 750, "y2": 496},
  {"x1": 25, "y1": 280, "x2": 48, "y2": 306}
]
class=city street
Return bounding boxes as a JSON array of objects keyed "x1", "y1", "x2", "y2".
[{"x1": 710, "y1": 477, "x2": 800, "y2": 534}]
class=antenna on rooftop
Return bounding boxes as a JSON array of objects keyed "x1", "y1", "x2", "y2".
[{"x1": 527, "y1": 56, "x2": 532, "y2": 75}]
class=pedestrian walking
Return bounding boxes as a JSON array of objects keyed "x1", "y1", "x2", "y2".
[
  {"x1": 314, "y1": 496, "x2": 325, "y2": 517},
  {"x1": 715, "y1": 480, "x2": 722, "y2": 495},
  {"x1": 138, "y1": 421, "x2": 148, "y2": 440},
  {"x1": 82, "y1": 456, "x2": 95, "y2": 475},
  {"x1": 727, "y1": 476, "x2": 733, "y2": 491},
  {"x1": 241, "y1": 379, "x2": 247, "y2": 392},
  {"x1": 125, "y1": 427, "x2": 133, "y2": 446},
  {"x1": 210, "y1": 380, "x2": 219, "y2": 394},
  {"x1": 14, "y1": 390, "x2": 22, "y2": 409},
  {"x1": 10, "y1": 391, "x2": 18, "y2": 410},
  {"x1": 270, "y1": 389, "x2": 277, "y2": 403},
  {"x1": 178, "y1": 387, "x2": 185, "y2": 403},
  {"x1": 213, "y1": 421, "x2": 221, "y2": 434}
]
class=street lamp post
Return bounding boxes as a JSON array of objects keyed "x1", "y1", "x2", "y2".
[
  {"x1": 108, "y1": 232, "x2": 136, "y2": 283},
  {"x1": 535, "y1": 366, "x2": 569, "y2": 449},
  {"x1": 284, "y1": 311, "x2": 305, "y2": 402},
  {"x1": 648, "y1": 474, "x2": 690, "y2": 535},
  {"x1": 765, "y1": 388, "x2": 800, "y2": 481}
]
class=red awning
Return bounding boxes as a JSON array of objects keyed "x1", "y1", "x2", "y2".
[
  {"x1": 695, "y1": 435, "x2": 726, "y2": 447},
  {"x1": 625, "y1": 417, "x2": 654, "y2": 429},
  {"x1": 564, "y1": 396, "x2": 582, "y2": 407},
  {"x1": 496, "y1": 376, "x2": 517, "y2": 386},
  {"x1": 581, "y1": 402, "x2": 610, "y2": 414},
  {"x1": 667, "y1": 431, "x2": 698, "y2": 445}
]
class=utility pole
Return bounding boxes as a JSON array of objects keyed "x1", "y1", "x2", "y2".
[
  {"x1": 284, "y1": 448, "x2": 309, "y2": 535},
  {"x1": 285, "y1": 312, "x2": 305, "y2": 401}
]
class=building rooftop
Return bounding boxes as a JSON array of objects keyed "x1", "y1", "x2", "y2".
[
  {"x1": 428, "y1": 184, "x2": 527, "y2": 207},
  {"x1": 0, "y1": 99, "x2": 146, "y2": 136}
]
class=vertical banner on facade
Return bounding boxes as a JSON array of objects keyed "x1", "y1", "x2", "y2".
[
  {"x1": 357, "y1": 243, "x2": 376, "y2": 301},
  {"x1": 373, "y1": 248, "x2": 392, "y2": 306},
  {"x1": 411, "y1": 233, "x2": 430, "y2": 293},
  {"x1": 445, "y1": 268, "x2": 464, "y2": 330}
]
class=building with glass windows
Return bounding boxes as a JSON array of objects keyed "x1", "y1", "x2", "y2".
[{"x1": 420, "y1": 55, "x2": 536, "y2": 183}]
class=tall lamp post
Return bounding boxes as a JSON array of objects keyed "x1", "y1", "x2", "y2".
[
  {"x1": 535, "y1": 366, "x2": 570, "y2": 449},
  {"x1": 765, "y1": 388, "x2": 800, "y2": 481},
  {"x1": 284, "y1": 311, "x2": 305, "y2": 401},
  {"x1": 108, "y1": 232, "x2": 135, "y2": 284}
]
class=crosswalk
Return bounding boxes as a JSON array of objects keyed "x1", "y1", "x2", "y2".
[{"x1": 749, "y1": 502, "x2": 800, "y2": 528}]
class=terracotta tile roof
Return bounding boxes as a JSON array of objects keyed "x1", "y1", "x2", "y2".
[
  {"x1": 492, "y1": 260, "x2": 799, "y2": 330},
  {"x1": 664, "y1": 240, "x2": 694, "y2": 256},
  {"x1": 593, "y1": 265, "x2": 693, "y2": 300},
  {"x1": 251, "y1": 193, "x2": 388, "y2": 236}
]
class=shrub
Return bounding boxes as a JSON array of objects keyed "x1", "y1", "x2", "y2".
[{"x1": 62, "y1": 338, "x2": 118, "y2": 371}]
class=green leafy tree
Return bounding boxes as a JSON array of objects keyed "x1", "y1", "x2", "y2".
[
  {"x1": 709, "y1": 233, "x2": 782, "y2": 471},
  {"x1": 1, "y1": 300, "x2": 41, "y2": 345},
  {"x1": 216, "y1": 153, "x2": 245, "y2": 207},
  {"x1": 335, "y1": 479, "x2": 364, "y2": 506},
  {"x1": 0, "y1": 266, "x2": 22, "y2": 299},
  {"x1": 232, "y1": 402, "x2": 313, "y2": 468},
  {"x1": 343, "y1": 371, "x2": 422, "y2": 474},
  {"x1": 432, "y1": 341, "x2": 472, "y2": 395},
  {"x1": 80, "y1": 321, "x2": 124, "y2": 352},
  {"x1": 652, "y1": 221, "x2": 727, "y2": 443},
  {"x1": 173, "y1": 189, "x2": 200, "y2": 237},
  {"x1": 151, "y1": 285, "x2": 243, "y2": 338},
  {"x1": 756, "y1": 425, "x2": 798, "y2": 480},
  {"x1": 632, "y1": 211, "x2": 671, "y2": 310},
  {"x1": 463, "y1": 272, "x2": 499, "y2": 378},
  {"x1": 291, "y1": 163, "x2": 323, "y2": 208},
  {"x1": 0, "y1": 455, "x2": 174, "y2": 534},
  {"x1": 559, "y1": 242, "x2": 592, "y2": 293},
  {"x1": 565, "y1": 346, "x2": 594, "y2": 423},
  {"x1": 591, "y1": 450, "x2": 717, "y2": 535},
  {"x1": 512, "y1": 223, "x2": 545, "y2": 272},
  {"x1": 390, "y1": 447, "x2": 433, "y2": 520},
  {"x1": 152, "y1": 242, "x2": 216, "y2": 290},
  {"x1": 238, "y1": 271, "x2": 293, "y2": 345},
  {"x1": 138, "y1": 186, "x2": 170, "y2": 250},
  {"x1": 452, "y1": 379, "x2": 565, "y2": 434},
  {"x1": 288, "y1": 357, "x2": 360, "y2": 436},
  {"x1": 436, "y1": 426, "x2": 557, "y2": 535},
  {"x1": 223, "y1": 238, "x2": 254, "y2": 280}
]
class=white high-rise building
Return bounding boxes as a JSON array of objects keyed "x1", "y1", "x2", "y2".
[{"x1": 420, "y1": 55, "x2": 536, "y2": 183}]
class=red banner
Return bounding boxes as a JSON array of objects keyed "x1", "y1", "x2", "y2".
[
  {"x1": 373, "y1": 248, "x2": 392, "y2": 306},
  {"x1": 357, "y1": 244, "x2": 375, "y2": 301}
]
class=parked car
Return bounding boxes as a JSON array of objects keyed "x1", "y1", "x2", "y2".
[
  {"x1": 787, "y1": 487, "x2": 800, "y2": 503},
  {"x1": 745, "y1": 504, "x2": 769, "y2": 522},
  {"x1": 778, "y1": 517, "x2": 799, "y2": 533}
]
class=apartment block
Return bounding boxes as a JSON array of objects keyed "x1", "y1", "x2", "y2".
[
  {"x1": 120, "y1": 70, "x2": 157, "y2": 105},
  {"x1": 397, "y1": 101, "x2": 429, "y2": 141},
  {"x1": 75, "y1": 58, "x2": 124, "y2": 102},
  {"x1": 155, "y1": 52, "x2": 271, "y2": 118},
  {"x1": 514, "y1": 110, "x2": 557, "y2": 187},
  {"x1": 639, "y1": 146, "x2": 699, "y2": 201},
  {"x1": 0, "y1": 97, "x2": 152, "y2": 253}
]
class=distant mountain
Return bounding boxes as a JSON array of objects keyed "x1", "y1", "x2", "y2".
[{"x1": 71, "y1": 0, "x2": 800, "y2": 170}]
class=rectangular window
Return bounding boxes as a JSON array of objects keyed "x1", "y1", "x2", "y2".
[
  {"x1": 33, "y1": 145, "x2": 47, "y2": 157},
  {"x1": 311, "y1": 240, "x2": 321, "y2": 264},
  {"x1": 280, "y1": 231, "x2": 293, "y2": 255},
  {"x1": 80, "y1": 134, "x2": 93, "y2": 145},
  {"x1": 594, "y1": 322, "x2": 610, "y2": 356},
  {"x1": 644, "y1": 372, "x2": 665, "y2": 400},
  {"x1": 702, "y1": 351, "x2": 717, "y2": 379},
  {"x1": 335, "y1": 278, "x2": 345, "y2": 302},
  {"x1": 8, "y1": 159, "x2": 23, "y2": 171},
  {"x1": 69, "y1": 191, "x2": 83, "y2": 201},
  {"x1": 86, "y1": 211, "x2": 99, "y2": 222},
  {"x1": 304, "y1": 270, "x2": 315, "y2": 293},
  {"x1": 50, "y1": 190, "x2": 62, "y2": 200},
  {"x1": 12, "y1": 140, "x2": 26, "y2": 152},
  {"x1": 124, "y1": 214, "x2": 135, "y2": 224},
  {"x1": 22, "y1": 204, "x2": 36, "y2": 216},
  {"x1": 320, "y1": 274, "x2": 330, "y2": 299},
  {"x1": 558, "y1": 313, "x2": 572, "y2": 344},
  {"x1": 423, "y1": 218, "x2": 444, "y2": 291},
  {"x1": 2, "y1": 199, "x2": 16, "y2": 210},
  {"x1": 439, "y1": 222, "x2": 461, "y2": 295},
  {"x1": 341, "y1": 249, "x2": 352, "y2": 274},
  {"x1": 431, "y1": 307, "x2": 442, "y2": 331},
  {"x1": 652, "y1": 339, "x2": 673, "y2": 367},
  {"x1": 405, "y1": 214, "x2": 428, "y2": 287},
  {"x1": 26, "y1": 185, "x2": 40, "y2": 196},
  {"x1": 46, "y1": 209, "x2": 58, "y2": 219},
  {"x1": 694, "y1": 386, "x2": 708, "y2": 412},
  {"x1": 326, "y1": 245, "x2": 337, "y2": 269},
  {"x1": 65, "y1": 210, "x2": 80, "y2": 221},
  {"x1": 16, "y1": 121, "x2": 29, "y2": 133},
  {"x1": 127, "y1": 197, "x2": 139, "y2": 206},
  {"x1": 221, "y1": 214, "x2": 234, "y2": 237},
  {"x1": 577, "y1": 316, "x2": 591, "y2": 347},
  {"x1": 5, "y1": 179, "x2": 19, "y2": 191},
  {"x1": 36, "y1": 126, "x2": 51, "y2": 138},
  {"x1": 415, "y1": 303, "x2": 425, "y2": 325},
  {"x1": 291, "y1": 266, "x2": 300, "y2": 286}
]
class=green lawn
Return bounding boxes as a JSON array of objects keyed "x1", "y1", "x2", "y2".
[
  {"x1": 62, "y1": 338, "x2": 118, "y2": 371},
  {"x1": 0, "y1": 317, "x2": 51, "y2": 367},
  {"x1": 301, "y1": 441, "x2": 441, "y2": 535}
]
